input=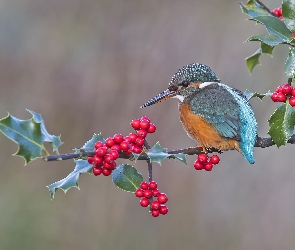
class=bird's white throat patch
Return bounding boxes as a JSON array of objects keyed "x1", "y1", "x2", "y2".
[{"x1": 172, "y1": 95, "x2": 185, "y2": 102}]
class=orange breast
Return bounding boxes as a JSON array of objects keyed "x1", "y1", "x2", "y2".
[{"x1": 179, "y1": 102, "x2": 241, "y2": 152}]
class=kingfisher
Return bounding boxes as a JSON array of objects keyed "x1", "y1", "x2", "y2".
[{"x1": 140, "y1": 63, "x2": 257, "y2": 164}]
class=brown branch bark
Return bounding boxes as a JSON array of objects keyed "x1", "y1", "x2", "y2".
[{"x1": 43, "y1": 135, "x2": 295, "y2": 162}]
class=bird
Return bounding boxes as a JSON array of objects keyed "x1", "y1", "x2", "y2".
[{"x1": 140, "y1": 63, "x2": 257, "y2": 164}]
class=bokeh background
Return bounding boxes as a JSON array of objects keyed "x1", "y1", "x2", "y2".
[{"x1": 0, "y1": 0, "x2": 294, "y2": 249}]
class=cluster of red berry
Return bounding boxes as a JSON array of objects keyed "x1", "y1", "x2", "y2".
[
  {"x1": 194, "y1": 154, "x2": 220, "y2": 171},
  {"x1": 271, "y1": 83, "x2": 295, "y2": 106},
  {"x1": 87, "y1": 116, "x2": 156, "y2": 176},
  {"x1": 135, "y1": 181, "x2": 168, "y2": 217},
  {"x1": 273, "y1": 7, "x2": 283, "y2": 20}
]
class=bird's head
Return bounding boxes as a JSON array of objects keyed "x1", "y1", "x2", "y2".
[{"x1": 141, "y1": 63, "x2": 220, "y2": 108}]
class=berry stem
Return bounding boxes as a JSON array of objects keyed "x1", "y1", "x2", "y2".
[
  {"x1": 143, "y1": 139, "x2": 153, "y2": 183},
  {"x1": 255, "y1": 0, "x2": 276, "y2": 16}
]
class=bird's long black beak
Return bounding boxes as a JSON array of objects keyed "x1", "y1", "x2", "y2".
[{"x1": 140, "y1": 89, "x2": 177, "y2": 108}]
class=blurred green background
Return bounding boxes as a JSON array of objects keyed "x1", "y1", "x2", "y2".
[{"x1": 0, "y1": 0, "x2": 294, "y2": 249}]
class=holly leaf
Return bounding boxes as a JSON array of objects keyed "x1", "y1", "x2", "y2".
[
  {"x1": 146, "y1": 142, "x2": 187, "y2": 165},
  {"x1": 246, "y1": 49, "x2": 261, "y2": 73},
  {"x1": 268, "y1": 103, "x2": 295, "y2": 147},
  {"x1": 0, "y1": 110, "x2": 60, "y2": 164},
  {"x1": 112, "y1": 164, "x2": 143, "y2": 192},
  {"x1": 47, "y1": 159, "x2": 93, "y2": 199},
  {"x1": 27, "y1": 110, "x2": 63, "y2": 152},
  {"x1": 250, "y1": 15, "x2": 293, "y2": 41},
  {"x1": 81, "y1": 133, "x2": 105, "y2": 151},
  {"x1": 283, "y1": 0, "x2": 295, "y2": 32},
  {"x1": 244, "y1": 90, "x2": 269, "y2": 100},
  {"x1": 240, "y1": 0, "x2": 271, "y2": 17},
  {"x1": 285, "y1": 48, "x2": 295, "y2": 78},
  {"x1": 260, "y1": 42, "x2": 274, "y2": 54},
  {"x1": 247, "y1": 34, "x2": 288, "y2": 46}
]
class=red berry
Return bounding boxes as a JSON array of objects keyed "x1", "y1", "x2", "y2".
[
  {"x1": 147, "y1": 123, "x2": 156, "y2": 133},
  {"x1": 277, "y1": 92, "x2": 287, "y2": 102},
  {"x1": 93, "y1": 155, "x2": 103, "y2": 165},
  {"x1": 149, "y1": 181, "x2": 158, "y2": 190},
  {"x1": 140, "y1": 120, "x2": 150, "y2": 130},
  {"x1": 93, "y1": 167, "x2": 102, "y2": 176},
  {"x1": 278, "y1": 7, "x2": 282, "y2": 17},
  {"x1": 204, "y1": 162, "x2": 213, "y2": 171},
  {"x1": 293, "y1": 33, "x2": 295, "y2": 38},
  {"x1": 289, "y1": 96, "x2": 295, "y2": 106},
  {"x1": 140, "y1": 197, "x2": 149, "y2": 207},
  {"x1": 273, "y1": 8, "x2": 279, "y2": 17},
  {"x1": 194, "y1": 160, "x2": 204, "y2": 170},
  {"x1": 131, "y1": 119, "x2": 141, "y2": 130},
  {"x1": 96, "y1": 147, "x2": 107, "y2": 157},
  {"x1": 292, "y1": 88, "x2": 295, "y2": 97},
  {"x1": 132, "y1": 145, "x2": 143, "y2": 154},
  {"x1": 129, "y1": 133, "x2": 137, "y2": 143},
  {"x1": 103, "y1": 161, "x2": 115, "y2": 170},
  {"x1": 143, "y1": 189, "x2": 153, "y2": 198},
  {"x1": 87, "y1": 157, "x2": 94, "y2": 164},
  {"x1": 151, "y1": 201, "x2": 161, "y2": 210},
  {"x1": 140, "y1": 116, "x2": 151, "y2": 123},
  {"x1": 135, "y1": 137, "x2": 145, "y2": 147},
  {"x1": 151, "y1": 209, "x2": 160, "y2": 217},
  {"x1": 104, "y1": 154, "x2": 114, "y2": 164},
  {"x1": 137, "y1": 129, "x2": 147, "y2": 138},
  {"x1": 105, "y1": 138, "x2": 115, "y2": 148},
  {"x1": 157, "y1": 193, "x2": 168, "y2": 204},
  {"x1": 102, "y1": 168, "x2": 112, "y2": 176},
  {"x1": 123, "y1": 150, "x2": 132, "y2": 156},
  {"x1": 123, "y1": 136, "x2": 132, "y2": 143},
  {"x1": 210, "y1": 155, "x2": 220, "y2": 165},
  {"x1": 109, "y1": 150, "x2": 119, "y2": 160},
  {"x1": 140, "y1": 181, "x2": 149, "y2": 190},
  {"x1": 198, "y1": 154, "x2": 208, "y2": 163},
  {"x1": 152, "y1": 189, "x2": 160, "y2": 197},
  {"x1": 159, "y1": 205, "x2": 168, "y2": 215},
  {"x1": 135, "y1": 189, "x2": 143, "y2": 197},
  {"x1": 276, "y1": 86, "x2": 283, "y2": 93},
  {"x1": 120, "y1": 141, "x2": 130, "y2": 151},
  {"x1": 94, "y1": 141, "x2": 104, "y2": 149},
  {"x1": 113, "y1": 134, "x2": 124, "y2": 144},
  {"x1": 271, "y1": 92, "x2": 278, "y2": 102},
  {"x1": 282, "y1": 84, "x2": 292, "y2": 95},
  {"x1": 111, "y1": 144, "x2": 121, "y2": 152}
]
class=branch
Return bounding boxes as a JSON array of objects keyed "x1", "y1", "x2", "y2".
[
  {"x1": 255, "y1": 0, "x2": 276, "y2": 16},
  {"x1": 43, "y1": 134, "x2": 295, "y2": 162}
]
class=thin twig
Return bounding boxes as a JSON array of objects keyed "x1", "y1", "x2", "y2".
[
  {"x1": 255, "y1": 0, "x2": 275, "y2": 16},
  {"x1": 43, "y1": 135, "x2": 295, "y2": 162}
]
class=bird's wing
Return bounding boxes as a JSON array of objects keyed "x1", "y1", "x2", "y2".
[{"x1": 189, "y1": 84, "x2": 241, "y2": 140}]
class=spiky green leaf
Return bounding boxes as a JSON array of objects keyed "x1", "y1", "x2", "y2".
[
  {"x1": 240, "y1": 0, "x2": 271, "y2": 17},
  {"x1": 243, "y1": 90, "x2": 269, "y2": 100},
  {"x1": 250, "y1": 15, "x2": 292, "y2": 41},
  {"x1": 246, "y1": 49, "x2": 261, "y2": 73},
  {"x1": 285, "y1": 48, "x2": 295, "y2": 77},
  {"x1": 0, "y1": 112, "x2": 43, "y2": 164},
  {"x1": 112, "y1": 164, "x2": 143, "y2": 192},
  {"x1": 27, "y1": 109, "x2": 62, "y2": 152},
  {"x1": 146, "y1": 142, "x2": 187, "y2": 165},
  {"x1": 283, "y1": 0, "x2": 295, "y2": 32},
  {"x1": 47, "y1": 160, "x2": 93, "y2": 199},
  {"x1": 260, "y1": 42, "x2": 274, "y2": 54},
  {"x1": 248, "y1": 34, "x2": 288, "y2": 46},
  {"x1": 82, "y1": 133, "x2": 105, "y2": 151},
  {"x1": 268, "y1": 103, "x2": 295, "y2": 147}
]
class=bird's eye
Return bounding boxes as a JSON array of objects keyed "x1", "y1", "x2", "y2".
[{"x1": 181, "y1": 81, "x2": 189, "y2": 87}]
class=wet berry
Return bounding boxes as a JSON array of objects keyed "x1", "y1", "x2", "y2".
[
  {"x1": 147, "y1": 123, "x2": 156, "y2": 133},
  {"x1": 113, "y1": 134, "x2": 124, "y2": 144},
  {"x1": 210, "y1": 155, "x2": 220, "y2": 165},
  {"x1": 135, "y1": 189, "x2": 143, "y2": 197},
  {"x1": 198, "y1": 154, "x2": 208, "y2": 163},
  {"x1": 131, "y1": 119, "x2": 141, "y2": 130},
  {"x1": 149, "y1": 181, "x2": 158, "y2": 190},
  {"x1": 157, "y1": 193, "x2": 168, "y2": 204},
  {"x1": 159, "y1": 205, "x2": 168, "y2": 215},
  {"x1": 140, "y1": 182, "x2": 149, "y2": 190},
  {"x1": 151, "y1": 209, "x2": 160, "y2": 217}
]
